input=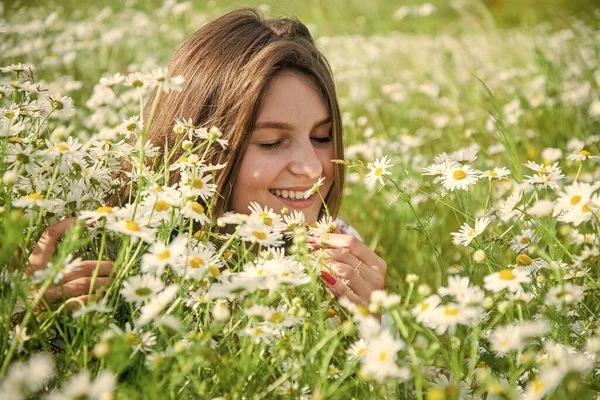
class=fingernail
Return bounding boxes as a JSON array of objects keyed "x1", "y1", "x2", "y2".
[{"x1": 321, "y1": 271, "x2": 336, "y2": 286}]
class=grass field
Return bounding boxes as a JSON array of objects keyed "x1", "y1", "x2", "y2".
[{"x1": 1, "y1": 1, "x2": 600, "y2": 398}]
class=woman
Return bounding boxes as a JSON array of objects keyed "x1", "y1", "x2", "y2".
[{"x1": 29, "y1": 8, "x2": 387, "y2": 308}]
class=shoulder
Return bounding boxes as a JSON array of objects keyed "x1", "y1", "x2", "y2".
[{"x1": 335, "y1": 218, "x2": 363, "y2": 242}]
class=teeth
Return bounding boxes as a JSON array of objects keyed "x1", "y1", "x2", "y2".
[{"x1": 271, "y1": 189, "x2": 307, "y2": 200}]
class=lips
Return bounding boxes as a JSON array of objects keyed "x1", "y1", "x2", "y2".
[{"x1": 269, "y1": 189, "x2": 317, "y2": 209}]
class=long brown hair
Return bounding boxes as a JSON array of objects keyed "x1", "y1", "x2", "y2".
[{"x1": 144, "y1": 8, "x2": 345, "y2": 222}]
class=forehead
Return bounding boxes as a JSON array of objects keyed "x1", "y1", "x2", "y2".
[{"x1": 255, "y1": 72, "x2": 329, "y2": 126}]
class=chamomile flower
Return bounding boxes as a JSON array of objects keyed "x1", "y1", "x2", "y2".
[
  {"x1": 546, "y1": 283, "x2": 585, "y2": 307},
  {"x1": 440, "y1": 164, "x2": 480, "y2": 191},
  {"x1": 180, "y1": 200, "x2": 211, "y2": 225},
  {"x1": 346, "y1": 338, "x2": 367, "y2": 361},
  {"x1": 308, "y1": 215, "x2": 338, "y2": 236},
  {"x1": 179, "y1": 171, "x2": 217, "y2": 201},
  {"x1": 364, "y1": 156, "x2": 393, "y2": 187},
  {"x1": 511, "y1": 229, "x2": 538, "y2": 252},
  {"x1": 171, "y1": 243, "x2": 219, "y2": 280},
  {"x1": 137, "y1": 285, "x2": 179, "y2": 326},
  {"x1": 361, "y1": 330, "x2": 408, "y2": 382},
  {"x1": 106, "y1": 218, "x2": 156, "y2": 243},
  {"x1": 450, "y1": 217, "x2": 491, "y2": 247},
  {"x1": 13, "y1": 192, "x2": 56, "y2": 209},
  {"x1": 43, "y1": 94, "x2": 75, "y2": 119},
  {"x1": 523, "y1": 161, "x2": 564, "y2": 190},
  {"x1": 149, "y1": 67, "x2": 185, "y2": 93},
  {"x1": 553, "y1": 181, "x2": 596, "y2": 226},
  {"x1": 48, "y1": 370, "x2": 116, "y2": 400},
  {"x1": 120, "y1": 274, "x2": 165, "y2": 304},
  {"x1": 429, "y1": 303, "x2": 480, "y2": 335},
  {"x1": 480, "y1": 167, "x2": 510, "y2": 181},
  {"x1": 422, "y1": 159, "x2": 457, "y2": 184},
  {"x1": 567, "y1": 149, "x2": 599, "y2": 162},
  {"x1": 78, "y1": 205, "x2": 118, "y2": 223},
  {"x1": 412, "y1": 294, "x2": 441, "y2": 326},
  {"x1": 483, "y1": 267, "x2": 531, "y2": 293},
  {"x1": 304, "y1": 176, "x2": 326, "y2": 199}
]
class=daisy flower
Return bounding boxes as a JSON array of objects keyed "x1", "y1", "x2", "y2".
[
  {"x1": 440, "y1": 164, "x2": 480, "y2": 191},
  {"x1": 180, "y1": 200, "x2": 210, "y2": 225},
  {"x1": 412, "y1": 294, "x2": 441, "y2": 326},
  {"x1": 106, "y1": 218, "x2": 156, "y2": 243},
  {"x1": 179, "y1": 171, "x2": 217, "y2": 201},
  {"x1": 120, "y1": 274, "x2": 165, "y2": 305},
  {"x1": 149, "y1": 67, "x2": 185, "y2": 93},
  {"x1": 450, "y1": 217, "x2": 490, "y2": 247},
  {"x1": 429, "y1": 303, "x2": 480, "y2": 335},
  {"x1": 553, "y1": 181, "x2": 596, "y2": 226},
  {"x1": 346, "y1": 338, "x2": 367, "y2": 361},
  {"x1": 137, "y1": 285, "x2": 179, "y2": 326},
  {"x1": 483, "y1": 267, "x2": 531, "y2": 293},
  {"x1": 361, "y1": 330, "x2": 408, "y2": 382},
  {"x1": 78, "y1": 205, "x2": 118, "y2": 223},
  {"x1": 13, "y1": 192, "x2": 56, "y2": 209},
  {"x1": 308, "y1": 215, "x2": 338, "y2": 236},
  {"x1": 43, "y1": 94, "x2": 75, "y2": 120},
  {"x1": 124, "y1": 72, "x2": 147, "y2": 88},
  {"x1": 364, "y1": 156, "x2": 393, "y2": 187},
  {"x1": 511, "y1": 228, "x2": 537, "y2": 252},
  {"x1": 303, "y1": 176, "x2": 326, "y2": 199},
  {"x1": 523, "y1": 161, "x2": 564, "y2": 190},
  {"x1": 237, "y1": 219, "x2": 285, "y2": 247},
  {"x1": 248, "y1": 202, "x2": 285, "y2": 231},
  {"x1": 171, "y1": 243, "x2": 219, "y2": 280},
  {"x1": 480, "y1": 167, "x2": 510, "y2": 181},
  {"x1": 546, "y1": 283, "x2": 585, "y2": 307},
  {"x1": 566, "y1": 149, "x2": 599, "y2": 162},
  {"x1": 48, "y1": 370, "x2": 115, "y2": 400}
]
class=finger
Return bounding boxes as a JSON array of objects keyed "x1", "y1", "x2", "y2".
[
  {"x1": 321, "y1": 248, "x2": 384, "y2": 289},
  {"x1": 322, "y1": 261, "x2": 371, "y2": 301},
  {"x1": 318, "y1": 233, "x2": 388, "y2": 275},
  {"x1": 321, "y1": 271, "x2": 365, "y2": 306},
  {"x1": 27, "y1": 218, "x2": 78, "y2": 273},
  {"x1": 45, "y1": 277, "x2": 114, "y2": 301},
  {"x1": 61, "y1": 261, "x2": 115, "y2": 283}
]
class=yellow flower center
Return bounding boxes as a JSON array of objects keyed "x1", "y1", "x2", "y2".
[
  {"x1": 499, "y1": 269, "x2": 516, "y2": 280},
  {"x1": 192, "y1": 178, "x2": 204, "y2": 189},
  {"x1": 56, "y1": 144, "x2": 69, "y2": 151},
  {"x1": 26, "y1": 193, "x2": 44, "y2": 200},
  {"x1": 153, "y1": 186, "x2": 164, "y2": 192},
  {"x1": 269, "y1": 312, "x2": 285, "y2": 324},
  {"x1": 329, "y1": 368, "x2": 339, "y2": 376},
  {"x1": 452, "y1": 170, "x2": 466, "y2": 180},
  {"x1": 516, "y1": 254, "x2": 532, "y2": 266},
  {"x1": 488, "y1": 171, "x2": 498, "y2": 177},
  {"x1": 421, "y1": 302, "x2": 430, "y2": 312},
  {"x1": 191, "y1": 202, "x2": 205, "y2": 214},
  {"x1": 189, "y1": 257, "x2": 204, "y2": 268},
  {"x1": 134, "y1": 287, "x2": 152, "y2": 297},
  {"x1": 539, "y1": 167, "x2": 547, "y2": 174},
  {"x1": 259, "y1": 212, "x2": 273, "y2": 226},
  {"x1": 444, "y1": 307, "x2": 459, "y2": 316},
  {"x1": 154, "y1": 200, "x2": 169, "y2": 212},
  {"x1": 124, "y1": 332, "x2": 140, "y2": 344},
  {"x1": 520, "y1": 237, "x2": 531, "y2": 245},
  {"x1": 125, "y1": 220, "x2": 141, "y2": 232},
  {"x1": 467, "y1": 229, "x2": 477, "y2": 237},
  {"x1": 97, "y1": 206, "x2": 113, "y2": 214},
  {"x1": 582, "y1": 203, "x2": 590, "y2": 213},
  {"x1": 570, "y1": 195, "x2": 581, "y2": 205},
  {"x1": 374, "y1": 167, "x2": 383, "y2": 176},
  {"x1": 578, "y1": 150, "x2": 591, "y2": 157},
  {"x1": 158, "y1": 250, "x2": 170, "y2": 260},
  {"x1": 357, "y1": 348, "x2": 366, "y2": 357},
  {"x1": 252, "y1": 231, "x2": 267, "y2": 240},
  {"x1": 379, "y1": 352, "x2": 388, "y2": 362},
  {"x1": 533, "y1": 379, "x2": 544, "y2": 393},
  {"x1": 208, "y1": 265, "x2": 221, "y2": 277}
]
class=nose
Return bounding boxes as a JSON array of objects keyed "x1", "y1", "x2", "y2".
[{"x1": 289, "y1": 138, "x2": 323, "y2": 180}]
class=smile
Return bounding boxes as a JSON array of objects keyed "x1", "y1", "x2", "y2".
[{"x1": 269, "y1": 189, "x2": 317, "y2": 209}]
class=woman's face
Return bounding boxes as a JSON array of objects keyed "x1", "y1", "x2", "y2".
[{"x1": 231, "y1": 72, "x2": 335, "y2": 223}]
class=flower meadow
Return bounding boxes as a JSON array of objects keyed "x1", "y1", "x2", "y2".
[{"x1": 1, "y1": 1, "x2": 600, "y2": 399}]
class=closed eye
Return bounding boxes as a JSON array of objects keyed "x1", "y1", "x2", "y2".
[
  {"x1": 258, "y1": 140, "x2": 283, "y2": 150},
  {"x1": 312, "y1": 136, "x2": 332, "y2": 144}
]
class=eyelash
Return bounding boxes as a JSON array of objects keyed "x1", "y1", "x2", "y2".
[{"x1": 259, "y1": 136, "x2": 332, "y2": 150}]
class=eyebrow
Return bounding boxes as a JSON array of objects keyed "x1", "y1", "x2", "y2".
[{"x1": 253, "y1": 116, "x2": 331, "y2": 132}]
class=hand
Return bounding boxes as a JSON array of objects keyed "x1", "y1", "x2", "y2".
[
  {"x1": 27, "y1": 218, "x2": 115, "y2": 310},
  {"x1": 310, "y1": 233, "x2": 387, "y2": 306}
]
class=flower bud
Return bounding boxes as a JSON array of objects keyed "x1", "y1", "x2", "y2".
[
  {"x1": 182, "y1": 140, "x2": 193, "y2": 150},
  {"x1": 405, "y1": 273, "x2": 419, "y2": 284},
  {"x1": 417, "y1": 283, "x2": 431, "y2": 297},
  {"x1": 473, "y1": 249, "x2": 486, "y2": 264},
  {"x1": 2, "y1": 171, "x2": 18, "y2": 185}
]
